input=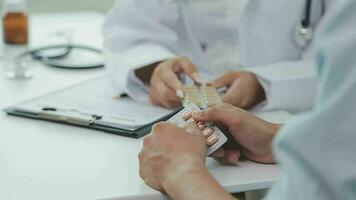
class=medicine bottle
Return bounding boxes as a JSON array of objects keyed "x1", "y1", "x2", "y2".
[
  {"x1": 2, "y1": 0, "x2": 32, "y2": 78},
  {"x1": 3, "y1": 0, "x2": 29, "y2": 44}
]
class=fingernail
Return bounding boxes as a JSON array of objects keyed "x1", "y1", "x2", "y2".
[
  {"x1": 207, "y1": 134, "x2": 218, "y2": 146},
  {"x1": 229, "y1": 153, "x2": 238, "y2": 163},
  {"x1": 203, "y1": 128, "x2": 213, "y2": 137},
  {"x1": 176, "y1": 90, "x2": 184, "y2": 99},
  {"x1": 183, "y1": 112, "x2": 191, "y2": 120},
  {"x1": 197, "y1": 122, "x2": 204, "y2": 126},
  {"x1": 198, "y1": 124, "x2": 206, "y2": 130},
  {"x1": 228, "y1": 154, "x2": 239, "y2": 166}
]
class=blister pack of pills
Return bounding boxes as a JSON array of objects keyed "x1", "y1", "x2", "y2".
[
  {"x1": 168, "y1": 103, "x2": 227, "y2": 156},
  {"x1": 183, "y1": 85, "x2": 222, "y2": 109}
]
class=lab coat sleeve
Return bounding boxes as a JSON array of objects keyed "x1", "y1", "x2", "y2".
[
  {"x1": 103, "y1": 0, "x2": 180, "y2": 102},
  {"x1": 245, "y1": 60, "x2": 317, "y2": 113}
]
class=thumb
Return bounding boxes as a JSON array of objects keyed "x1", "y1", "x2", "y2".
[
  {"x1": 191, "y1": 106, "x2": 229, "y2": 125},
  {"x1": 212, "y1": 72, "x2": 239, "y2": 88}
]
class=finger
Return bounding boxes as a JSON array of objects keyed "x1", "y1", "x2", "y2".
[
  {"x1": 223, "y1": 149, "x2": 241, "y2": 166},
  {"x1": 212, "y1": 72, "x2": 239, "y2": 88},
  {"x1": 138, "y1": 152, "x2": 145, "y2": 179},
  {"x1": 210, "y1": 148, "x2": 224, "y2": 158},
  {"x1": 202, "y1": 127, "x2": 214, "y2": 138},
  {"x1": 206, "y1": 133, "x2": 219, "y2": 146},
  {"x1": 221, "y1": 81, "x2": 241, "y2": 104},
  {"x1": 143, "y1": 135, "x2": 152, "y2": 147},
  {"x1": 174, "y1": 57, "x2": 201, "y2": 84},
  {"x1": 162, "y1": 70, "x2": 185, "y2": 97},
  {"x1": 149, "y1": 85, "x2": 165, "y2": 107},
  {"x1": 197, "y1": 122, "x2": 206, "y2": 131},
  {"x1": 156, "y1": 82, "x2": 181, "y2": 108},
  {"x1": 149, "y1": 92, "x2": 163, "y2": 107},
  {"x1": 190, "y1": 72, "x2": 203, "y2": 85},
  {"x1": 191, "y1": 105, "x2": 232, "y2": 124},
  {"x1": 150, "y1": 81, "x2": 176, "y2": 108},
  {"x1": 145, "y1": 180, "x2": 164, "y2": 193},
  {"x1": 183, "y1": 111, "x2": 192, "y2": 121}
]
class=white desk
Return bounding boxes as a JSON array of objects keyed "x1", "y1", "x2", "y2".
[{"x1": 0, "y1": 13, "x2": 292, "y2": 200}]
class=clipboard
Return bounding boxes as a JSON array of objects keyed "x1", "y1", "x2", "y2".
[{"x1": 4, "y1": 77, "x2": 180, "y2": 138}]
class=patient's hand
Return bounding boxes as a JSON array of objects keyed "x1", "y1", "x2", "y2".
[
  {"x1": 187, "y1": 103, "x2": 280, "y2": 164},
  {"x1": 138, "y1": 122, "x2": 206, "y2": 192},
  {"x1": 139, "y1": 122, "x2": 237, "y2": 200}
]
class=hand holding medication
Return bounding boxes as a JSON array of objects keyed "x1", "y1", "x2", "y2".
[
  {"x1": 190, "y1": 103, "x2": 280, "y2": 164},
  {"x1": 168, "y1": 103, "x2": 227, "y2": 155},
  {"x1": 149, "y1": 56, "x2": 202, "y2": 108},
  {"x1": 182, "y1": 112, "x2": 242, "y2": 166},
  {"x1": 212, "y1": 71, "x2": 266, "y2": 109},
  {"x1": 139, "y1": 122, "x2": 207, "y2": 192}
]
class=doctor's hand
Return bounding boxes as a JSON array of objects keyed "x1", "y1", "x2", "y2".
[
  {"x1": 149, "y1": 56, "x2": 202, "y2": 108},
  {"x1": 138, "y1": 122, "x2": 206, "y2": 192},
  {"x1": 212, "y1": 71, "x2": 266, "y2": 109},
  {"x1": 190, "y1": 103, "x2": 280, "y2": 164}
]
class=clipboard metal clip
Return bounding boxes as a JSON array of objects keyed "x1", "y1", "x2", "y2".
[{"x1": 39, "y1": 107, "x2": 101, "y2": 126}]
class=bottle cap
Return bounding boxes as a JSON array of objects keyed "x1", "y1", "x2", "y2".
[{"x1": 2, "y1": 0, "x2": 27, "y2": 13}]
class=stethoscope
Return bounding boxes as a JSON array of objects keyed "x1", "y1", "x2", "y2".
[
  {"x1": 295, "y1": 0, "x2": 314, "y2": 48},
  {"x1": 16, "y1": 44, "x2": 104, "y2": 69},
  {"x1": 9, "y1": 29, "x2": 105, "y2": 70}
]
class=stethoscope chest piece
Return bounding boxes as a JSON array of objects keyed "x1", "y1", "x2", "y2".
[{"x1": 295, "y1": 22, "x2": 313, "y2": 48}]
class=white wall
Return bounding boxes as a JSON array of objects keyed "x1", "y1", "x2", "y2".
[{"x1": 1, "y1": 0, "x2": 117, "y2": 13}]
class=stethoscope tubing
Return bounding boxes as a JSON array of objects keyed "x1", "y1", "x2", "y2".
[{"x1": 15, "y1": 44, "x2": 104, "y2": 69}]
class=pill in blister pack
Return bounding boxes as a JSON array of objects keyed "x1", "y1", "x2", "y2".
[
  {"x1": 183, "y1": 85, "x2": 222, "y2": 109},
  {"x1": 168, "y1": 103, "x2": 227, "y2": 155}
]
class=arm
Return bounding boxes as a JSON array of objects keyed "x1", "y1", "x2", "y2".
[
  {"x1": 164, "y1": 167, "x2": 236, "y2": 200},
  {"x1": 103, "y1": 0, "x2": 179, "y2": 100},
  {"x1": 139, "y1": 122, "x2": 237, "y2": 200},
  {"x1": 246, "y1": 60, "x2": 317, "y2": 112}
]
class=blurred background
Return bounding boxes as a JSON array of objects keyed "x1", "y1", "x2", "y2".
[
  {"x1": 0, "y1": 0, "x2": 115, "y2": 81},
  {"x1": 0, "y1": 0, "x2": 116, "y2": 12}
]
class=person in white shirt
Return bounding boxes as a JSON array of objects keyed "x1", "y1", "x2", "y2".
[
  {"x1": 103, "y1": 0, "x2": 331, "y2": 112},
  {"x1": 138, "y1": 0, "x2": 356, "y2": 199}
]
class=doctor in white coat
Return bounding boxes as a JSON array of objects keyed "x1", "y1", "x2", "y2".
[{"x1": 103, "y1": 0, "x2": 331, "y2": 112}]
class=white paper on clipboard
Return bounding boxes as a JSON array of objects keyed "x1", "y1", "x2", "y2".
[{"x1": 15, "y1": 77, "x2": 175, "y2": 129}]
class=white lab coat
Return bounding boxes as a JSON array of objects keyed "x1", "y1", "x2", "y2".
[
  {"x1": 103, "y1": 0, "x2": 332, "y2": 112},
  {"x1": 266, "y1": 0, "x2": 356, "y2": 198}
]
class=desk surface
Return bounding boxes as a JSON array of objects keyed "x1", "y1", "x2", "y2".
[{"x1": 0, "y1": 13, "x2": 292, "y2": 200}]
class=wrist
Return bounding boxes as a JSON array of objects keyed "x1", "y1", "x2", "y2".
[
  {"x1": 134, "y1": 61, "x2": 163, "y2": 84},
  {"x1": 163, "y1": 161, "x2": 236, "y2": 200},
  {"x1": 162, "y1": 157, "x2": 206, "y2": 195},
  {"x1": 163, "y1": 164, "x2": 209, "y2": 199}
]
